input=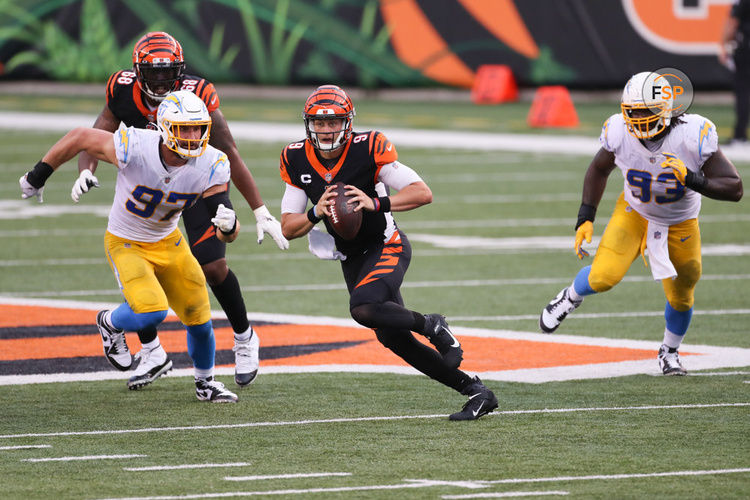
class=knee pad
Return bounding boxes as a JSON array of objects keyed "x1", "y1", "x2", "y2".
[{"x1": 588, "y1": 267, "x2": 621, "y2": 293}]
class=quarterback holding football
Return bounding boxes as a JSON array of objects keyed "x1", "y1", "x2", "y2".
[{"x1": 278, "y1": 85, "x2": 497, "y2": 420}]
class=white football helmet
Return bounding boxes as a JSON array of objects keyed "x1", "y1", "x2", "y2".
[
  {"x1": 156, "y1": 90, "x2": 211, "y2": 158},
  {"x1": 621, "y1": 71, "x2": 673, "y2": 139}
]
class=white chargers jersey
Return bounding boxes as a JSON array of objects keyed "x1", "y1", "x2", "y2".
[
  {"x1": 107, "y1": 125, "x2": 231, "y2": 242},
  {"x1": 600, "y1": 113, "x2": 718, "y2": 225}
]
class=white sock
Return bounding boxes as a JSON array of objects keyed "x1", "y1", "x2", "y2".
[
  {"x1": 662, "y1": 329, "x2": 684, "y2": 350},
  {"x1": 567, "y1": 283, "x2": 582, "y2": 302},
  {"x1": 103, "y1": 310, "x2": 118, "y2": 330},
  {"x1": 141, "y1": 339, "x2": 161, "y2": 351},
  {"x1": 194, "y1": 368, "x2": 213, "y2": 381},
  {"x1": 234, "y1": 325, "x2": 254, "y2": 344}
]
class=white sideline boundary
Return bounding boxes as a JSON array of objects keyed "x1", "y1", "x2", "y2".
[
  {"x1": 1, "y1": 297, "x2": 749, "y2": 385},
  {"x1": 4, "y1": 111, "x2": 750, "y2": 161}
]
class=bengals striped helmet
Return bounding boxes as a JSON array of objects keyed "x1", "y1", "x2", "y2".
[
  {"x1": 303, "y1": 85, "x2": 355, "y2": 151},
  {"x1": 132, "y1": 31, "x2": 185, "y2": 102}
]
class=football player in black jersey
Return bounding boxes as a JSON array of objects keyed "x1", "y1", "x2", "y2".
[
  {"x1": 279, "y1": 85, "x2": 497, "y2": 420},
  {"x1": 72, "y1": 31, "x2": 288, "y2": 389}
]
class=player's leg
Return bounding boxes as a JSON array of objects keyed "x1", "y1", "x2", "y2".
[
  {"x1": 183, "y1": 198, "x2": 258, "y2": 387},
  {"x1": 100, "y1": 232, "x2": 170, "y2": 372},
  {"x1": 158, "y1": 231, "x2": 237, "y2": 402},
  {"x1": 658, "y1": 219, "x2": 702, "y2": 376},
  {"x1": 540, "y1": 194, "x2": 644, "y2": 333},
  {"x1": 346, "y1": 231, "x2": 462, "y2": 368}
]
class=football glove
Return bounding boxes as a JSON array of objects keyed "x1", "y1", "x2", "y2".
[
  {"x1": 254, "y1": 205, "x2": 289, "y2": 250},
  {"x1": 71, "y1": 170, "x2": 99, "y2": 203},
  {"x1": 19, "y1": 174, "x2": 44, "y2": 203},
  {"x1": 660, "y1": 152, "x2": 687, "y2": 185},
  {"x1": 574, "y1": 221, "x2": 593, "y2": 259},
  {"x1": 211, "y1": 203, "x2": 237, "y2": 234}
]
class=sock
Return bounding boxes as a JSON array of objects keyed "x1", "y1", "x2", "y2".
[
  {"x1": 110, "y1": 303, "x2": 166, "y2": 332},
  {"x1": 663, "y1": 302, "x2": 692, "y2": 348},
  {"x1": 234, "y1": 325, "x2": 253, "y2": 344},
  {"x1": 572, "y1": 265, "x2": 596, "y2": 298},
  {"x1": 375, "y1": 328, "x2": 472, "y2": 392},
  {"x1": 209, "y1": 269, "x2": 250, "y2": 334},
  {"x1": 186, "y1": 321, "x2": 215, "y2": 371},
  {"x1": 194, "y1": 368, "x2": 213, "y2": 381},
  {"x1": 137, "y1": 324, "x2": 158, "y2": 344},
  {"x1": 141, "y1": 339, "x2": 161, "y2": 351}
]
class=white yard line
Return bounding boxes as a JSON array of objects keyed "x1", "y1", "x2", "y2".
[
  {"x1": 223, "y1": 472, "x2": 352, "y2": 481},
  {"x1": 477, "y1": 467, "x2": 750, "y2": 485},
  {"x1": 3, "y1": 273, "x2": 750, "y2": 297},
  {"x1": 451, "y1": 309, "x2": 750, "y2": 322},
  {"x1": 0, "y1": 444, "x2": 51, "y2": 450},
  {"x1": 442, "y1": 492, "x2": 569, "y2": 499},
  {"x1": 22, "y1": 454, "x2": 146, "y2": 462},
  {"x1": 124, "y1": 462, "x2": 252, "y2": 472},
  {"x1": 1, "y1": 403, "x2": 746, "y2": 440}
]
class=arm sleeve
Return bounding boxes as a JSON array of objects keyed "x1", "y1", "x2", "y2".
[
  {"x1": 281, "y1": 183, "x2": 309, "y2": 214},
  {"x1": 377, "y1": 161, "x2": 423, "y2": 191}
]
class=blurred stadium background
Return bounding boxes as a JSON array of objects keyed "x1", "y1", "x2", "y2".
[{"x1": 1, "y1": 1, "x2": 748, "y2": 499}]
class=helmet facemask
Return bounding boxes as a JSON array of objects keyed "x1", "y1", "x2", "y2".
[
  {"x1": 304, "y1": 114, "x2": 353, "y2": 152},
  {"x1": 157, "y1": 91, "x2": 211, "y2": 158},
  {"x1": 621, "y1": 101, "x2": 670, "y2": 139},
  {"x1": 136, "y1": 62, "x2": 184, "y2": 101}
]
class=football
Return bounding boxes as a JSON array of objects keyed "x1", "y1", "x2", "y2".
[{"x1": 328, "y1": 182, "x2": 362, "y2": 240}]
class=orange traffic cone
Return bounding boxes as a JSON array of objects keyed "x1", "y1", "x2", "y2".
[
  {"x1": 471, "y1": 64, "x2": 519, "y2": 104},
  {"x1": 527, "y1": 86, "x2": 579, "y2": 128}
]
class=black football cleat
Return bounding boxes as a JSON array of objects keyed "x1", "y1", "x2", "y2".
[
  {"x1": 450, "y1": 376, "x2": 498, "y2": 421},
  {"x1": 423, "y1": 313, "x2": 463, "y2": 369}
]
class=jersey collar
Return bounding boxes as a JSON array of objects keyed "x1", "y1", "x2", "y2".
[{"x1": 304, "y1": 138, "x2": 352, "y2": 184}]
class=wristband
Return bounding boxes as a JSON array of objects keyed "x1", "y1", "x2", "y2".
[
  {"x1": 218, "y1": 218, "x2": 237, "y2": 236},
  {"x1": 374, "y1": 196, "x2": 391, "y2": 212},
  {"x1": 26, "y1": 161, "x2": 54, "y2": 189},
  {"x1": 575, "y1": 203, "x2": 597, "y2": 230},
  {"x1": 307, "y1": 206, "x2": 322, "y2": 224},
  {"x1": 685, "y1": 170, "x2": 708, "y2": 193}
]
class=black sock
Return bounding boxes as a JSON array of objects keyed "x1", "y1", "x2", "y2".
[
  {"x1": 137, "y1": 324, "x2": 158, "y2": 344},
  {"x1": 209, "y1": 269, "x2": 250, "y2": 333},
  {"x1": 375, "y1": 329, "x2": 472, "y2": 391}
]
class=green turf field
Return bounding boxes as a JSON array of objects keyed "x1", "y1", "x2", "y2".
[{"x1": 0, "y1": 91, "x2": 748, "y2": 499}]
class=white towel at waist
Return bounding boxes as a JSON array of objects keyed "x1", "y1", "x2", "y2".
[
  {"x1": 308, "y1": 226, "x2": 346, "y2": 261},
  {"x1": 646, "y1": 221, "x2": 677, "y2": 280}
]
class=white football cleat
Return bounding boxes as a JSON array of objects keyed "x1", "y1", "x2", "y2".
[
  {"x1": 233, "y1": 329, "x2": 259, "y2": 387},
  {"x1": 658, "y1": 345, "x2": 687, "y2": 376},
  {"x1": 539, "y1": 286, "x2": 583, "y2": 334}
]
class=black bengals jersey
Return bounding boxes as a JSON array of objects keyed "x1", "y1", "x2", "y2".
[
  {"x1": 105, "y1": 70, "x2": 220, "y2": 128},
  {"x1": 280, "y1": 131, "x2": 399, "y2": 256}
]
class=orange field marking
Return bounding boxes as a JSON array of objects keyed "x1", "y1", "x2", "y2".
[{"x1": 0, "y1": 304, "x2": 674, "y2": 371}]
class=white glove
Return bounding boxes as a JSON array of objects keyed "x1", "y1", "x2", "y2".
[
  {"x1": 308, "y1": 227, "x2": 346, "y2": 261},
  {"x1": 71, "y1": 170, "x2": 99, "y2": 203},
  {"x1": 254, "y1": 205, "x2": 289, "y2": 250},
  {"x1": 211, "y1": 203, "x2": 237, "y2": 233},
  {"x1": 19, "y1": 174, "x2": 44, "y2": 203}
]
